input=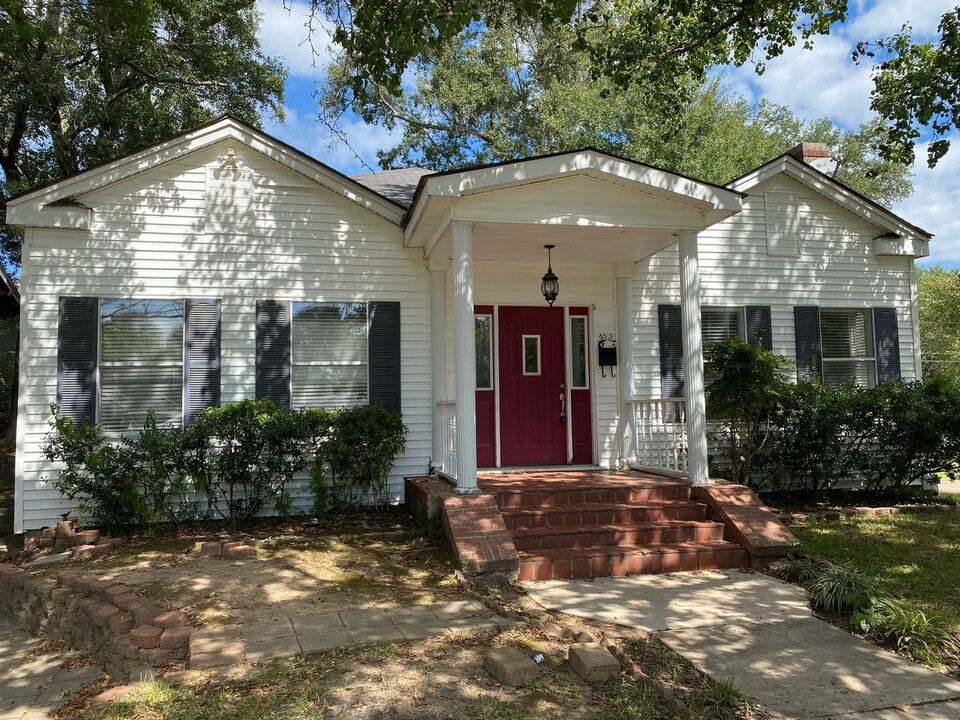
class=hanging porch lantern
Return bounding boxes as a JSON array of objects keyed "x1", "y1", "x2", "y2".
[{"x1": 541, "y1": 244, "x2": 559, "y2": 306}]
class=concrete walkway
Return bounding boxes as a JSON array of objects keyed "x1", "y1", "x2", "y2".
[
  {"x1": 524, "y1": 571, "x2": 960, "y2": 720},
  {"x1": 0, "y1": 615, "x2": 103, "y2": 720},
  {"x1": 189, "y1": 599, "x2": 517, "y2": 669}
]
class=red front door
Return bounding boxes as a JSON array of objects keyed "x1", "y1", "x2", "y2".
[{"x1": 498, "y1": 306, "x2": 567, "y2": 466}]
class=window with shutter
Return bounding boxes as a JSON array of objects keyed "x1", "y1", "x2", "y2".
[
  {"x1": 99, "y1": 299, "x2": 184, "y2": 433},
  {"x1": 292, "y1": 302, "x2": 368, "y2": 409},
  {"x1": 702, "y1": 306, "x2": 745, "y2": 385},
  {"x1": 820, "y1": 308, "x2": 877, "y2": 387}
]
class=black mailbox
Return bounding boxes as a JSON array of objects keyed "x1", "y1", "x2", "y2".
[{"x1": 598, "y1": 336, "x2": 617, "y2": 377}]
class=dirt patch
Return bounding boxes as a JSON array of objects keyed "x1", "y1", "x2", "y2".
[{"x1": 34, "y1": 517, "x2": 462, "y2": 629}]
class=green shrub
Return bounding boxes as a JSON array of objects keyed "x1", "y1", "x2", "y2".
[
  {"x1": 856, "y1": 378, "x2": 960, "y2": 497},
  {"x1": 808, "y1": 564, "x2": 881, "y2": 616},
  {"x1": 854, "y1": 597, "x2": 960, "y2": 670},
  {"x1": 190, "y1": 400, "x2": 321, "y2": 521},
  {"x1": 706, "y1": 339, "x2": 791, "y2": 486},
  {"x1": 42, "y1": 407, "x2": 140, "y2": 531},
  {"x1": 763, "y1": 382, "x2": 871, "y2": 499},
  {"x1": 312, "y1": 404, "x2": 407, "y2": 512},
  {"x1": 773, "y1": 556, "x2": 826, "y2": 584}
]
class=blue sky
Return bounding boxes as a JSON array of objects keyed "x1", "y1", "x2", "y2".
[{"x1": 255, "y1": 0, "x2": 960, "y2": 269}]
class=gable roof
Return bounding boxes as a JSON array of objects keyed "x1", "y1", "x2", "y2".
[
  {"x1": 5, "y1": 115, "x2": 407, "y2": 227},
  {"x1": 727, "y1": 152, "x2": 932, "y2": 242},
  {"x1": 352, "y1": 167, "x2": 432, "y2": 208}
]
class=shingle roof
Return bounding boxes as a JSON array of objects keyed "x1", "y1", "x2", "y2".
[{"x1": 351, "y1": 167, "x2": 433, "y2": 208}]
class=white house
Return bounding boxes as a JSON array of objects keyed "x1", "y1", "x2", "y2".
[{"x1": 5, "y1": 116, "x2": 930, "y2": 535}]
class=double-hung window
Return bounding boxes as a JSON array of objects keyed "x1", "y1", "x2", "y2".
[
  {"x1": 291, "y1": 302, "x2": 368, "y2": 408},
  {"x1": 99, "y1": 299, "x2": 184, "y2": 433},
  {"x1": 820, "y1": 308, "x2": 877, "y2": 387}
]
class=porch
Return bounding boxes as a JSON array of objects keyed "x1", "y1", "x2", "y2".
[
  {"x1": 405, "y1": 469, "x2": 799, "y2": 581},
  {"x1": 406, "y1": 150, "x2": 744, "y2": 492}
]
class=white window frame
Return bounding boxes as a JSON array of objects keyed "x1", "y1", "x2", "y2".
[
  {"x1": 97, "y1": 298, "x2": 185, "y2": 434},
  {"x1": 291, "y1": 301, "x2": 369, "y2": 410},
  {"x1": 569, "y1": 315, "x2": 589, "y2": 390},
  {"x1": 522, "y1": 334, "x2": 541, "y2": 376},
  {"x1": 819, "y1": 307, "x2": 877, "y2": 388},
  {"x1": 701, "y1": 305, "x2": 746, "y2": 346}
]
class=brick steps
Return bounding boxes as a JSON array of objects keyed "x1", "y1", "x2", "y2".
[
  {"x1": 501, "y1": 500, "x2": 709, "y2": 531},
  {"x1": 493, "y1": 485, "x2": 691, "y2": 509},
  {"x1": 511, "y1": 520, "x2": 726, "y2": 552},
  {"x1": 517, "y1": 541, "x2": 749, "y2": 581}
]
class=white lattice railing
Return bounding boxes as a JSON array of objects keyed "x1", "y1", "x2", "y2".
[
  {"x1": 437, "y1": 401, "x2": 457, "y2": 481},
  {"x1": 632, "y1": 397, "x2": 689, "y2": 475}
]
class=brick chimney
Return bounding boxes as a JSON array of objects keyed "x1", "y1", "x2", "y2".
[{"x1": 787, "y1": 142, "x2": 839, "y2": 177}]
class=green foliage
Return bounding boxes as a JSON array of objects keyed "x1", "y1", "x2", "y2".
[
  {"x1": 322, "y1": 19, "x2": 912, "y2": 206},
  {"x1": 41, "y1": 407, "x2": 137, "y2": 531},
  {"x1": 764, "y1": 382, "x2": 870, "y2": 499},
  {"x1": 917, "y1": 265, "x2": 960, "y2": 385},
  {"x1": 312, "y1": 405, "x2": 407, "y2": 512},
  {"x1": 42, "y1": 400, "x2": 407, "y2": 530},
  {"x1": 774, "y1": 556, "x2": 826, "y2": 584},
  {"x1": 856, "y1": 378, "x2": 960, "y2": 497},
  {"x1": 0, "y1": 0, "x2": 286, "y2": 268},
  {"x1": 808, "y1": 564, "x2": 882, "y2": 616},
  {"x1": 705, "y1": 339, "x2": 790, "y2": 486},
  {"x1": 854, "y1": 596, "x2": 960, "y2": 670},
  {"x1": 190, "y1": 400, "x2": 323, "y2": 522}
]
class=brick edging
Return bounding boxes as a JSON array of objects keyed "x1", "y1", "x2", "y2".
[
  {"x1": 0, "y1": 563, "x2": 194, "y2": 680},
  {"x1": 779, "y1": 504, "x2": 960, "y2": 524}
]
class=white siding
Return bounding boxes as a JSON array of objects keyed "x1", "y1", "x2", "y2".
[
  {"x1": 632, "y1": 174, "x2": 919, "y2": 401},
  {"x1": 16, "y1": 140, "x2": 429, "y2": 531}
]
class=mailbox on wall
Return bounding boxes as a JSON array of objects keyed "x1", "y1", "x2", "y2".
[{"x1": 598, "y1": 334, "x2": 617, "y2": 377}]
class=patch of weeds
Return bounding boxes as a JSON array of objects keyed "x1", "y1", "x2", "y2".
[
  {"x1": 689, "y1": 676, "x2": 743, "y2": 715},
  {"x1": 472, "y1": 698, "x2": 527, "y2": 720},
  {"x1": 604, "y1": 680, "x2": 683, "y2": 720},
  {"x1": 773, "y1": 556, "x2": 825, "y2": 584},
  {"x1": 854, "y1": 597, "x2": 960, "y2": 670},
  {"x1": 808, "y1": 564, "x2": 881, "y2": 616}
]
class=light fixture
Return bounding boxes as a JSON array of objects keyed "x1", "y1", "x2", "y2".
[{"x1": 541, "y1": 244, "x2": 559, "y2": 306}]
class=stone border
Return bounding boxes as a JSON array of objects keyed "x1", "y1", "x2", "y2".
[
  {"x1": 23, "y1": 520, "x2": 124, "y2": 562},
  {"x1": 455, "y1": 570, "x2": 692, "y2": 717},
  {"x1": 779, "y1": 504, "x2": 960, "y2": 524},
  {"x1": 0, "y1": 563, "x2": 193, "y2": 681}
]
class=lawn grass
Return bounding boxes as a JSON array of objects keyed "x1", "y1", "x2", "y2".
[{"x1": 791, "y1": 511, "x2": 960, "y2": 629}]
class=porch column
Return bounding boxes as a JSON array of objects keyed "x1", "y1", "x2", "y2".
[
  {"x1": 428, "y1": 257, "x2": 448, "y2": 471},
  {"x1": 678, "y1": 232, "x2": 710, "y2": 485},
  {"x1": 614, "y1": 262, "x2": 637, "y2": 467},
  {"x1": 452, "y1": 221, "x2": 479, "y2": 493}
]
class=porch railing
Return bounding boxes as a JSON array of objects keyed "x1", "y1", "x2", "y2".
[
  {"x1": 437, "y1": 401, "x2": 457, "y2": 481},
  {"x1": 631, "y1": 397, "x2": 689, "y2": 476}
]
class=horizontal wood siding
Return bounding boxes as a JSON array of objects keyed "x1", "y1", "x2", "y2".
[
  {"x1": 632, "y1": 174, "x2": 919, "y2": 402},
  {"x1": 17, "y1": 140, "x2": 429, "y2": 530}
]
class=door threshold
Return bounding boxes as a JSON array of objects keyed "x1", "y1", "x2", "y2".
[{"x1": 479, "y1": 465, "x2": 602, "y2": 474}]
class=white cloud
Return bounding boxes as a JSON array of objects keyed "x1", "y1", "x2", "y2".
[
  {"x1": 895, "y1": 140, "x2": 960, "y2": 266},
  {"x1": 849, "y1": 0, "x2": 955, "y2": 40},
  {"x1": 256, "y1": 0, "x2": 335, "y2": 79}
]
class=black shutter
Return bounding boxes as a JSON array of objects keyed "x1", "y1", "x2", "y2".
[
  {"x1": 873, "y1": 307, "x2": 902, "y2": 384},
  {"x1": 794, "y1": 306, "x2": 822, "y2": 382},
  {"x1": 368, "y1": 302, "x2": 401, "y2": 412},
  {"x1": 658, "y1": 305, "x2": 684, "y2": 398},
  {"x1": 255, "y1": 300, "x2": 291, "y2": 409},
  {"x1": 184, "y1": 299, "x2": 221, "y2": 424},
  {"x1": 746, "y1": 306, "x2": 773, "y2": 350},
  {"x1": 57, "y1": 297, "x2": 98, "y2": 422}
]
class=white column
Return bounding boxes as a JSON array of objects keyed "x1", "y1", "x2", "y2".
[
  {"x1": 614, "y1": 262, "x2": 637, "y2": 468},
  {"x1": 453, "y1": 222, "x2": 478, "y2": 493},
  {"x1": 679, "y1": 232, "x2": 711, "y2": 485},
  {"x1": 428, "y1": 258, "x2": 448, "y2": 471}
]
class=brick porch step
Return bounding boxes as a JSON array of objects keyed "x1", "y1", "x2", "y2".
[
  {"x1": 492, "y1": 484, "x2": 690, "y2": 509},
  {"x1": 510, "y1": 520, "x2": 727, "y2": 552},
  {"x1": 501, "y1": 500, "x2": 709, "y2": 531},
  {"x1": 517, "y1": 541, "x2": 749, "y2": 581}
]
